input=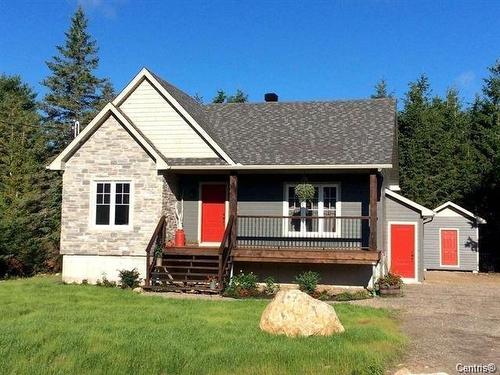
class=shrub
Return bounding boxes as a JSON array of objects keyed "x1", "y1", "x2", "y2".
[
  {"x1": 96, "y1": 273, "x2": 117, "y2": 288},
  {"x1": 81, "y1": 279, "x2": 89, "y2": 285},
  {"x1": 224, "y1": 271, "x2": 258, "y2": 298},
  {"x1": 118, "y1": 268, "x2": 141, "y2": 289},
  {"x1": 263, "y1": 276, "x2": 279, "y2": 296},
  {"x1": 295, "y1": 271, "x2": 320, "y2": 294},
  {"x1": 375, "y1": 273, "x2": 403, "y2": 289},
  {"x1": 335, "y1": 290, "x2": 372, "y2": 301}
]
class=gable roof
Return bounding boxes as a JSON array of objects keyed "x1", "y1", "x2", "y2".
[
  {"x1": 47, "y1": 103, "x2": 169, "y2": 170},
  {"x1": 50, "y1": 68, "x2": 398, "y2": 170},
  {"x1": 204, "y1": 99, "x2": 396, "y2": 166},
  {"x1": 112, "y1": 68, "x2": 236, "y2": 165},
  {"x1": 434, "y1": 201, "x2": 486, "y2": 224},
  {"x1": 385, "y1": 189, "x2": 435, "y2": 217}
]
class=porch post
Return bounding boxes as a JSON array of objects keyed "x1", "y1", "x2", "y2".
[
  {"x1": 229, "y1": 172, "x2": 238, "y2": 246},
  {"x1": 369, "y1": 172, "x2": 378, "y2": 251}
]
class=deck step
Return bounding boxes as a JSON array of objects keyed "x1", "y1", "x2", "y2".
[
  {"x1": 162, "y1": 258, "x2": 220, "y2": 264},
  {"x1": 165, "y1": 265, "x2": 219, "y2": 270},
  {"x1": 148, "y1": 285, "x2": 221, "y2": 293}
]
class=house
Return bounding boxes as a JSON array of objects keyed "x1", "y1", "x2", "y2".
[
  {"x1": 49, "y1": 67, "x2": 435, "y2": 291},
  {"x1": 423, "y1": 202, "x2": 486, "y2": 272}
]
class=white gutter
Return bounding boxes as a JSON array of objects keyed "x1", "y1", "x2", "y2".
[
  {"x1": 168, "y1": 163, "x2": 393, "y2": 171},
  {"x1": 385, "y1": 189, "x2": 435, "y2": 217}
]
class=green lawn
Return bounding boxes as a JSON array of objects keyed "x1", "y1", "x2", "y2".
[{"x1": 0, "y1": 276, "x2": 405, "y2": 375}]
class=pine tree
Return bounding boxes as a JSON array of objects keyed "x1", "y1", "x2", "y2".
[
  {"x1": 0, "y1": 76, "x2": 49, "y2": 276},
  {"x1": 212, "y1": 90, "x2": 227, "y2": 103},
  {"x1": 467, "y1": 59, "x2": 500, "y2": 270},
  {"x1": 227, "y1": 89, "x2": 248, "y2": 103},
  {"x1": 371, "y1": 79, "x2": 393, "y2": 99},
  {"x1": 212, "y1": 89, "x2": 248, "y2": 103},
  {"x1": 42, "y1": 6, "x2": 110, "y2": 152}
]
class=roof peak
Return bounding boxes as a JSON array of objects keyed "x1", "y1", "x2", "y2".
[{"x1": 206, "y1": 97, "x2": 395, "y2": 107}]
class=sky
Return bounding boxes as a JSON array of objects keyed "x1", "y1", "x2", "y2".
[{"x1": 0, "y1": 0, "x2": 499, "y2": 105}]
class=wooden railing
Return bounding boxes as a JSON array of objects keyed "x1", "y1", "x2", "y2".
[
  {"x1": 145, "y1": 215, "x2": 167, "y2": 287},
  {"x1": 237, "y1": 215, "x2": 374, "y2": 250},
  {"x1": 218, "y1": 215, "x2": 236, "y2": 290}
]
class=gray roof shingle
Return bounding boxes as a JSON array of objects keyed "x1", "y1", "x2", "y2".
[
  {"x1": 204, "y1": 99, "x2": 396, "y2": 165},
  {"x1": 165, "y1": 158, "x2": 228, "y2": 166},
  {"x1": 148, "y1": 70, "x2": 396, "y2": 166}
]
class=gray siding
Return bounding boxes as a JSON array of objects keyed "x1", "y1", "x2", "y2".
[
  {"x1": 385, "y1": 195, "x2": 424, "y2": 282},
  {"x1": 179, "y1": 173, "x2": 374, "y2": 248},
  {"x1": 178, "y1": 175, "x2": 227, "y2": 243},
  {"x1": 423, "y1": 215, "x2": 479, "y2": 271}
]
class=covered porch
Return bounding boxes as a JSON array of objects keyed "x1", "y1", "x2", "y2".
[{"x1": 145, "y1": 170, "x2": 381, "y2": 291}]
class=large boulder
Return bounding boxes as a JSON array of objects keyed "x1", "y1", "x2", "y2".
[{"x1": 259, "y1": 289, "x2": 345, "y2": 337}]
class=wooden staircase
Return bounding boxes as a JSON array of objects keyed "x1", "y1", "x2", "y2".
[
  {"x1": 144, "y1": 216, "x2": 235, "y2": 294},
  {"x1": 149, "y1": 249, "x2": 222, "y2": 293}
]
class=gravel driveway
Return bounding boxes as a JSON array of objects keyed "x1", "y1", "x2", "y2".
[{"x1": 354, "y1": 271, "x2": 500, "y2": 374}]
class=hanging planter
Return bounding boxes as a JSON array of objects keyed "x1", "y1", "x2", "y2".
[{"x1": 295, "y1": 183, "x2": 315, "y2": 203}]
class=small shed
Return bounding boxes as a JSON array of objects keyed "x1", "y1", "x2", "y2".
[
  {"x1": 384, "y1": 189, "x2": 435, "y2": 283},
  {"x1": 423, "y1": 202, "x2": 486, "y2": 272}
]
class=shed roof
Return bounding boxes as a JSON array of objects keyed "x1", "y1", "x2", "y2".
[{"x1": 434, "y1": 201, "x2": 486, "y2": 224}]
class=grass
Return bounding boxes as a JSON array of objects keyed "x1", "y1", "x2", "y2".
[{"x1": 0, "y1": 276, "x2": 406, "y2": 375}]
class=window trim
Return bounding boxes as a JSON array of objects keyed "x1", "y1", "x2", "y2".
[
  {"x1": 90, "y1": 180, "x2": 134, "y2": 230},
  {"x1": 283, "y1": 182, "x2": 342, "y2": 237}
]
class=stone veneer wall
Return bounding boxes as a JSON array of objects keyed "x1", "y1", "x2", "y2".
[
  {"x1": 161, "y1": 172, "x2": 179, "y2": 243},
  {"x1": 60, "y1": 114, "x2": 177, "y2": 257}
]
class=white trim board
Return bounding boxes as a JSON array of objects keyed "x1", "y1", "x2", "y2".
[
  {"x1": 387, "y1": 221, "x2": 419, "y2": 283},
  {"x1": 113, "y1": 68, "x2": 235, "y2": 165},
  {"x1": 439, "y1": 228, "x2": 460, "y2": 268},
  {"x1": 170, "y1": 163, "x2": 393, "y2": 170},
  {"x1": 385, "y1": 189, "x2": 434, "y2": 217},
  {"x1": 47, "y1": 103, "x2": 169, "y2": 171},
  {"x1": 434, "y1": 201, "x2": 486, "y2": 224},
  {"x1": 282, "y1": 182, "x2": 342, "y2": 238},
  {"x1": 88, "y1": 180, "x2": 134, "y2": 232}
]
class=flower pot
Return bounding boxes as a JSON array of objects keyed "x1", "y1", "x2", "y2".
[
  {"x1": 174, "y1": 229, "x2": 186, "y2": 247},
  {"x1": 379, "y1": 285, "x2": 401, "y2": 296},
  {"x1": 209, "y1": 279, "x2": 217, "y2": 290}
]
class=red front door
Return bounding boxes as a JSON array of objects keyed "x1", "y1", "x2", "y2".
[
  {"x1": 390, "y1": 224, "x2": 415, "y2": 278},
  {"x1": 201, "y1": 184, "x2": 226, "y2": 243},
  {"x1": 441, "y1": 229, "x2": 458, "y2": 266}
]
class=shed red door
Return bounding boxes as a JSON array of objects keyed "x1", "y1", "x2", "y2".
[
  {"x1": 201, "y1": 184, "x2": 226, "y2": 243},
  {"x1": 390, "y1": 224, "x2": 415, "y2": 278},
  {"x1": 441, "y1": 229, "x2": 458, "y2": 266}
]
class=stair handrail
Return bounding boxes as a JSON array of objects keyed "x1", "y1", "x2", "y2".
[
  {"x1": 145, "y1": 215, "x2": 166, "y2": 287},
  {"x1": 218, "y1": 215, "x2": 235, "y2": 291}
]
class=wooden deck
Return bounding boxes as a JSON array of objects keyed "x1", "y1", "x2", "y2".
[{"x1": 165, "y1": 245, "x2": 380, "y2": 265}]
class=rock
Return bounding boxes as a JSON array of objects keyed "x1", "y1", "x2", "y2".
[
  {"x1": 133, "y1": 287, "x2": 143, "y2": 294},
  {"x1": 259, "y1": 289, "x2": 344, "y2": 337}
]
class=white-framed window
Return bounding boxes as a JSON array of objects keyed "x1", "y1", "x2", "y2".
[
  {"x1": 284, "y1": 183, "x2": 341, "y2": 237},
  {"x1": 91, "y1": 181, "x2": 132, "y2": 229}
]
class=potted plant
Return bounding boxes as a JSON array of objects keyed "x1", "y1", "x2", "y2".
[
  {"x1": 375, "y1": 273, "x2": 403, "y2": 296},
  {"x1": 294, "y1": 182, "x2": 315, "y2": 204},
  {"x1": 174, "y1": 198, "x2": 185, "y2": 247},
  {"x1": 154, "y1": 244, "x2": 163, "y2": 266},
  {"x1": 207, "y1": 275, "x2": 218, "y2": 290}
]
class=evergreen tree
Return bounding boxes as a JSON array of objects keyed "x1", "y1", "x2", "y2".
[
  {"x1": 0, "y1": 76, "x2": 48, "y2": 276},
  {"x1": 397, "y1": 76, "x2": 477, "y2": 208},
  {"x1": 212, "y1": 90, "x2": 227, "y2": 103},
  {"x1": 212, "y1": 89, "x2": 248, "y2": 103},
  {"x1": 227, "y1": 89, "x2": 248, "y2": 103},
  {"x1": 371, "y1": 79, "x2": 393, "y2": 99},
  {"x1": 42, "y1": 6, "x2": 110, "y2": 152},
  {"x1": 467, "y1": 59, "x2": 500, "y2": 270},
  {"x1": 193, "y1": 93, "x2": 204, "y2": 104}
]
